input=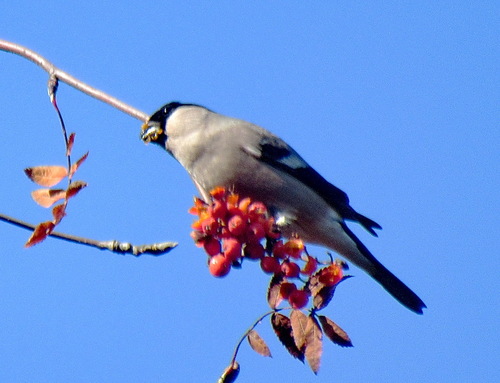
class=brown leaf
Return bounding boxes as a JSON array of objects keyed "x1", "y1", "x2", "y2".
[
  {"x1": 65, "y1": 180, "x2": 87, "y2": 199},
  {"x1": 52, "y1": 203, "x2": 67, "y2": 224},
  {"x1": 290, "y1": 309, "x2": 308, "y2": 351},
  {"x1": 25, "y1": 166, "x2": 68, "y2": 187},
  {"x1": 31, "y1": 188, "x2": 66, "y2": 208},
  {"x1": 247, "y1": 330, "x2": 272, "y2": 358},
  {"x1": 217, "y1": 362, "x2": 239, "y2": 383},
  {"x1": 304, "y1": 315, "x2": 323, "y2": 374},
  {"x1": 70, "y1": 151, "x2": 89, "y2": 176},
  {"x1": 25, "y1": 221, "x2": 55, "y2": 247},
  {"x1": 318, "y1": 315, "x2": 353, "y2": 347},
  {"x1": 271, "y1": 312, "x2": 304, "y2": 362},
  {"x1": 267, "y1": 273, "x2": 284, "y2": 309},
  {"x1": 66, "y1": 132, "x2": 76, "y2": 156}
]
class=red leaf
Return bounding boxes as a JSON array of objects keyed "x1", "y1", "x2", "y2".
[
  {"x1": 267, "y1": 273, "x2": 284, "y2": 309},
  {"x1": 304, "y1": 315, "x2": 323, "y2": 374},
  {"x1": 271, "y1": 313, "x2": 304, "y2": 362},
  {"x1": 247, "y1": 330, "x2": 272, "y2": 358},
  {"x1": 52, "y1": 203, "x2": 67, "y2": 224},
  {"x1": 25, "y1": 221, "x2": 55, "y2": 247},
  {"x1": 66, "y1": 132, "x2": 76, "y2": 156},
  {"x1": 318, "y1": 315, "x2": 353, "y2": 347},
  {"x1": 70, "y1": 151, "x2": 89, "y2": 176},
  {"x1": 65, "y1": 180, "x2": 87, "y2": 199},
  {"x1": 31, "y1": 188, "x2": 66, "y2": 208},
  {"x1": 25, "y1": 166, "x2": 68, "y2": 187},
  {"x1": 290, "y1": 309, "x2": 309, "y2": 351}
]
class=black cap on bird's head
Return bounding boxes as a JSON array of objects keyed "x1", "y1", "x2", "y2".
[{"x1": 140, "y1": 102, "x2": 186, "y2": 145}]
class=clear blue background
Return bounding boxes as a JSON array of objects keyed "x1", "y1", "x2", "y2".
[{"x1": 1, "y1": 2, "x2": 498, "y2": 382}]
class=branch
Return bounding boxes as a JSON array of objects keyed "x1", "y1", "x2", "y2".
[
  {"x1": 0, "y1": 39, "x2": 149, "y2": 122},
  {"x1": 0, "y1": 213, "x2": 177, "y2": 256}
]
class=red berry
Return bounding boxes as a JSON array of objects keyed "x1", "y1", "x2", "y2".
[
  {"x1": 281, "y1": 260, "x2": 300, "y2": 278},
  {"x1": 260, "y1": 256, "x2": 281, "y2": 274},
  {"x1": 238, "y1": 197, "x2": 252, "y2": 215},
  {"x1": 247, "y1": 202, "x2": 268, "y2": 220},
  {"x1": 210, "y1": 199, "x2": 227, "y2": 220},
  {"x1": 208, "y1": 254, "x2": 231, "y2": 277},
  {"x1": 201, "y1": 216, "x2": 219, "y2": 236},
  {"x1": 271, "y1": 240, "x2": 287, "y2": 258},
  {"x1": 284, "y1": 238, "x2": 305, "y2": 259},
  {"x1": 228, "y1": 214, "x2": 247, "y2": 237},
  {"x1": 301, "y1": 256, "x2": 318, "y2": 275},
  {"x1": 246, "y1": 222, "x2": 266, "y2": 243},
  {"x1": 279, "y1": 282, "x2": 297, "y2": 299},
  {"x1": 203, "y1": 237, "x2": 221, "y2": 256},
  {"x1": 318, "y1": 264, "x2": 343, "y2": 286},
  {"x1": 288, "y1": 289, "x2": 309, "y2": 309},
  {"x1": 223, "y1": 238, "x2": 242, "y2": 262},
  {"x1": 244, "y1": 242, "x2": 265, "y2": 260}
]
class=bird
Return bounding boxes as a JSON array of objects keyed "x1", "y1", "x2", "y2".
[{"x1": 141, "y1": 102, "x2": 426, "y2": 314}]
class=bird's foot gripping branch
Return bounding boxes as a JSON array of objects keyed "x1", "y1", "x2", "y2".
[{"x1": 190, "y1": 187, "x2": 353, "y2": 378}]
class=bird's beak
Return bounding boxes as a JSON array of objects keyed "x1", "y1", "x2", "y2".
[{"x1": 140, "y1": 122, "x2": 163, "y2": 143}]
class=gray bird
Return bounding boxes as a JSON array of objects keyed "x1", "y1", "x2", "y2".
[{"x1": 141, "y1": 102, "x2": 426, "y2": 314}]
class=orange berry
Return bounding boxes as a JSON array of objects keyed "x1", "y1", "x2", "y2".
[
  {"x1": 238, "y1": 197, "x2": 252, "y2": 214},
  {"x1": 208, "y1": 254, "x2": 231, "y2": 277},
  {"x1": 201, "y1": 216, "x2": 219, "y2": 236},
  {"x1": 228, "y1": 214, "x2": 247, "y2": 236},
  {"x1": 210, "y1": 187, "x2": 227, "y2": 201},
  {"x1": 284, "y1": 238, "x2": 305, "y2": 259},
  {"x1": 318, "y1": 264, "x2": 343, "y2": 286}
]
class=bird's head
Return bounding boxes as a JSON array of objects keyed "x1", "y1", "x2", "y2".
[{"x1": 140, "y1": 102, "x2": 185, "y2": 146}]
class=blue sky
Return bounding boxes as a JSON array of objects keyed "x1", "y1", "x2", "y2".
[{"x1": 1, "y1": 2, "x2": 498, "y2": 382}]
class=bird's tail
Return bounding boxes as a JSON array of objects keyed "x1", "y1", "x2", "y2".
[{"x1": 331, "y1": 222, "x2": 426, "y2": 314}]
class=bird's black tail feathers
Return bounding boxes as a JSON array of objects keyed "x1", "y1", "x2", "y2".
[{"x1": 340, "y1": 223, "x2": 426, "y2": 314}]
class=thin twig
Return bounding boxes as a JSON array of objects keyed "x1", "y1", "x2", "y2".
[
  {"x1": 0, "y1": 213, "x2": 177, "y2": 256},
  {"x1": 0, "y1": 39, "x2": 149, "y2": 122}
]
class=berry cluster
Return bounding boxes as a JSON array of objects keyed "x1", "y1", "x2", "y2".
[{"x1": 190, "y1": 187, "x2": 344, "y2": 310}]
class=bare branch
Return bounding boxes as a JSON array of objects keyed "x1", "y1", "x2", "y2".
[
  {"x1": 0, "y1": 213, "x2": 177, "y2": 256},
  {"x1": 0, "y1": 39, "x2": 149, "y2": 122}
]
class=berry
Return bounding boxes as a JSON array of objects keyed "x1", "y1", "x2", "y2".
[
  {"x1": 301, "y1": 256, "x2": 318, "y2": 275},
  {"x1": 210, "y1": 199, "x2": 227, "y2": 220},
  {"x1": 223, "y1": 238, "x2": 243, "y2": 262},
  {"x1": 271, "y1": 240, "x2": 287, "y2": 258},
  {"x1": 279, "y1": 282, "x2": 297, "y2": 299},
  {"x1": 284, "y1": 238, "x2": 305, "y2": 259},
  {"x1": 203, "y1": 237, "x2": 221, "y2": 256},
  {"x1": 247, "y1": 202, "x2": 268, "y2": 219},
  {"x1": 260, "y1": 256, "x2": 281, "y2": 274},
  {"x1": 244, "y1": 242, "x2": 265, "y2": 260},
  {"x1": 288, "y1": 289, "x2": 309, "y2": 309},
  {"x1": 209, "y1": 254, "x2": 231, "y2": 277},
  {"x1": 281, "y1": 260, "x2": 300, "y2": 278},
  {"x1": 318, "y1": 264, "x2": 343, "y2": 286},
  {"x1": 228, "y1": 214, "x2": 247, "y2": 237},
  {"x1": 201, "y1": 216, "x2": 219, "y2": 236},
  {"x1": 246, "y1": 222, "x2": 266, "y2": 243}
]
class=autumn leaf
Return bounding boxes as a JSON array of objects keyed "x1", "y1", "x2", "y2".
[
  {"x1": 65, "y1": 180, "x2": 87, "y2": 199},
  {"x1": 318, "y1": 315, "x2": 353, "y2": 348},
  {"x1": 52, "y1": 203, "x2": 67, "y2": 224},
  {"x1": 267, "y1": 273, "x2": 284, "y2": 309},
  {"x1": 247, "y1": 330, "x2": 272, "y2": 358},
  {"x1": 25, "y1": 165, "x2": 68, "y2": 187},
  {"x1": 25, "y1": 221, "x2": 55, "y2": 247},
  {"x1": 66, "y1": 132, "x2": 76, "y2": 156},
  {"x1": 271, "y1": 312, "x2": 304, "y2": 362},
  {"x1": 304, "y1": 315, "x2": 323, "y2": 374},
  {"x1": 70, "y1": 151, "x2": 89, "y2": 176},
  {"x1": 31, "y1": 188, "x2": 66, "y2": 208},
  {"x1": 290, "y1": 309, "x2": 309, "y2": 351}
]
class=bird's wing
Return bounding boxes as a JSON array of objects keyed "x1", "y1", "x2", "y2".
[{"x1": 242, "y1": 134, "x2": 382, "y2": 235}]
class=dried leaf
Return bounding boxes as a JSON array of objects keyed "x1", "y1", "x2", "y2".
[
  {"x1": 25, "y1": 221, "x2": 55, "y2": 247},
  {"x1": 267, "y1": 273, "x2": 284, "y2": 309},
  {"x1": 66, "y1": 132, "x2": 76, "y2": 156},
  {"x1": 308, "y1": 272, "x2": 351, "y2": 310},
  {"x1": 52, "y1": 203, "x2": 67, "y2": 224},
  {"x1": 304, "y1": 315, "x2": 323, "y2": 374},
  {"x1": 217, "y1": 362, "x2": 239, "y2": 383},
  {"x1": 25, "y1": 166, "x2": 68, "y2": 187},
  {"x1": 318, "y1": 315, "x2": 353, "y2": 347},
  {"x1": 290, "y1": 309, "x2": 309, "y2": 351},
  {"x1": 70, "y1": 151, "x2": 89, "y2": 176},
  {"x1": 271, "y1": 312, "x2": 304, "y2": 362},
  {"x1": 247, "y1": 330, "x2": 272, "y2": 358},
  {"x1": 65, "y1": 180, "x2": 87, "y2": 199},
  {"x1": 31, "y1": 188, "x2": 66, "y2": 208}
]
